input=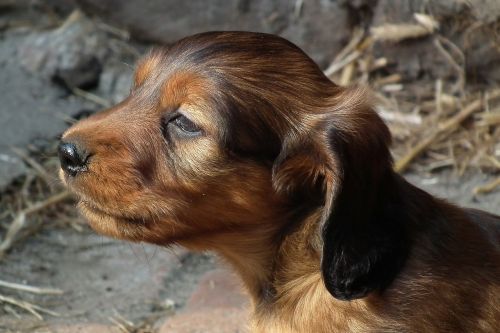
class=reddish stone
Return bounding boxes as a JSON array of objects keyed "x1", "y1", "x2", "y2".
[
  {"x1": 159, "y1": 308, "x2": 248, "y2": 333},
  {"x1": 187, "y1": 269, "x2": 248, "y2": 310},
  {"x1": 49, "y1": 323, "x2": 121, "y2": 333},
  {"x1": 159, "y1": 268, "x2": 250, "y2": 333}
]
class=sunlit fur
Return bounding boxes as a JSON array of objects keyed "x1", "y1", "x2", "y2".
[{"x1": 61, "y1": 32, "x2": 500, "y2": 332}]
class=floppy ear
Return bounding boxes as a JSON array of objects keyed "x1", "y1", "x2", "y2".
[{"x1": 273, "y1": 87, "x2": 410, "y2": 300}]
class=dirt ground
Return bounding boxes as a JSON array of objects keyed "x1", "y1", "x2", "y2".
[
  {"x1": 1, "y1": 1, "x2": 499, "y2": 333},
  {"x1": 1, "y1": 228, "x2": 217, "y2": 332}
]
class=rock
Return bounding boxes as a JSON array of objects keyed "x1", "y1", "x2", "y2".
[
  {"x1": 160, "y1": 308, "x2": 248, "y2": 333},
  {"x1": 49, "y1": 323, "x2": 121, "y2": 333},
  {"x1": 18, "y1": 10, "x2": 108, "y2": 86},
  {"x1": 97, "y1": 60, "x2": 134, "y2": 104},
  {"x1": 75, "y1": 0, "x2": 352, "y2": 67},
  {"x1": 159, "y1": 268, "x2": 249, "y2": 333},
  {"x1": 0, "y1": 31, "x2": 86, "y2": 189},
  {"x1": 280, "y1": 0, "x2": 350, "y2": 68},
  {"x1": 54, "y1": 55, "x2": 102, "y2": 89},
  {"x1": 186, "y1": 269, "x2": 248, "y2": 311},
  {"x1": 0, "y1": 153, "x2": 27, "y2": 189}
]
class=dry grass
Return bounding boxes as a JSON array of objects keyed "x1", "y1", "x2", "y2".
[
  {"x1": 0, "y1": 142, "x2": 77, "y2": 260},
  {"x1": 326, "y1": 13, "x2": 500, "y2": 195},
  {"x1": 0, "y1": 142, "x2": 80, "y2": 322}
]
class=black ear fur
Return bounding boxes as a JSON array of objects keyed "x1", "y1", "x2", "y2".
[
  {"x1": 319, "y1": 105, "x2": 411, "y2": 300},
  {"x1": 272, "y1": 87, "x2": 412, "y2": 301}
]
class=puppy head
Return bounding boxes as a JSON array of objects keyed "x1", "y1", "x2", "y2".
[
  {"x1": 59, "y1": 32, "x2": 329, "y2": 244},
  {"x1": 60, "y1": 32, "x2": 407, "y2": 300}
]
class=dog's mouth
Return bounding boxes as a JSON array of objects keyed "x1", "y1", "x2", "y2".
[
  {"x1": 79, "y1": 200, "x2": 146, "y2": 224},
  {"x1": 77, "y1": 199, "x2": 148, "y2": 240}
]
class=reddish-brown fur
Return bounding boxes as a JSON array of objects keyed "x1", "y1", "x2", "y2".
[{"x1": 60, "y1": 32, "x2": 500, "y2": 332}]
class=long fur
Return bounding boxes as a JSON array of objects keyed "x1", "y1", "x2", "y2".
[{"x1": 60, "y1": 31, "x2": 500, "y2": 333}]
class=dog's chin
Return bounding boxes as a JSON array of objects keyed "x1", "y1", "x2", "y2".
[
  {"x1": 77, "y1": 200, "x2": 148, "y2": 242},
  {"x1": 77, "y1": 200, "x2": 192, "y2": 245}
]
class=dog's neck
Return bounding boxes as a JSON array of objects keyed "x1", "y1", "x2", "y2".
[
  {"x1": 177, "y1": 203, "x2": 323, "y2": 305},
  {"x1": 211, "y1": 209, "x2": 371, "y2": 333},
  {"x1": 195, "y1": 208, "x2": 325, "y2": 306},
  {"x1": 177, "y1": 205, "x2": 380, "y2": 332}
]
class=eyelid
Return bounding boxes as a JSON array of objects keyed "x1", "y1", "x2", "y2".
[
  {"x1": 162, "y1": 109, "x2": 203, "y2": 137},
  {"x1": 171, "y1": 113, "x2": 199, "y2": 130},
  {"x1": 164, "y1": 109, "x2": 182, "y2": 122}
]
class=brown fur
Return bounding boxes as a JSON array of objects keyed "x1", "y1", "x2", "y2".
[{"x1": 60, "y1": 32, "x2": 500, "y2": 332}]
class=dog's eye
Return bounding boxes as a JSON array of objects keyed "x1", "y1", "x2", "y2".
[
  {"x1": 162, "y1": 114, "x2": 202, "y2": 138},
  {"x1": 171, "y1": 115, "x2": 200, "y2": 133}
]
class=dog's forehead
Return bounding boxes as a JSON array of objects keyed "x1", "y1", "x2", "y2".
[
  {"x1": 129, "y1": 32, "x2": 328, "y2": 140},
  {"x1": 133, "y1": 49, "x2": 214, "y2": 105},
  {"x1": 134, "y1": 49, "x2": 167, "y2": 87},
  {"x1": 128, "y1": 51, "x2": 229, "y2": 140}
]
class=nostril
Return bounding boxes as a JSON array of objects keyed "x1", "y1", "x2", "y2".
[{"x1": 58, "y1": 141, "x2": 88, "y2": 176}]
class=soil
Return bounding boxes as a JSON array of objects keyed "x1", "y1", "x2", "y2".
[{"x1": 0, "y1": 222, "x2": 218, "y2": 332}]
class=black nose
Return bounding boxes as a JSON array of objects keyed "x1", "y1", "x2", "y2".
[{"x1": 58, "y1": 141, "x2": 88, "y2": 176}]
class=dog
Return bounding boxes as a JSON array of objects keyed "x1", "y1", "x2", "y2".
[{"x1": 59, "y1": 32, "x2": 500, "y2": 332}]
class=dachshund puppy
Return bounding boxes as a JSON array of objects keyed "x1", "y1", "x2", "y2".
[{"x1": 59, "y1": 32, "x2": 500, "y2": 332}]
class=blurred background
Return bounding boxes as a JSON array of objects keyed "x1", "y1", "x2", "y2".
[{"x1": 0, "y1": 1, "x2": 499, "y2": 332}]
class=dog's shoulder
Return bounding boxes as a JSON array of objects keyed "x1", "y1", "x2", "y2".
[{"x1": 466, "y1": 208, "x2": 500, "y2": 231}]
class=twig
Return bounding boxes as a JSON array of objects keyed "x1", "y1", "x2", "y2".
[
  {"x1": 3, "y1": 304, "x2": 21, "y2": 319},
  {"x1": 477, "y1": 107, "x2": 500, "y2": 126},
  {"x1": 381, "y1": 84, "x2": 403, "y2": 93},
  {"x1": 395, "y1": 89, "x2": 500, "y2": 172},
  {"x1": 376, "y1": 107, "x2": 422, "y2": 125},
  {"x1": 0, "y1": 294, "x2": 60, "y2": 320},
  {"x1": 0, "y1": 280, "x2": 63, "y2": 295},
  {"x1": 485, "y1": 156, "x2": 500, "y2": 169},
  {"x1": 373, "y1": 74, "x2": 402, "y2": 87},
  {"x1": 71, "y1": 87, "x2": 111, "y2": 108},
  {"x1": 96, "y1": 21, "x2": 130, "y2": 40},
  {"x1": 339, "y1": 62, "x2": 355, "y2": 86},
  {"x1": 56, "y1": 10, "x2": 82, "y2": 32},
  {"x1": 25, "y1": 301, "x2": 61, "y2": 317},
  {"x1": 421, "y1": 93, "x2": 458, "y2": 113},
  {"x1": 424, "y1": 159, "x2": 455, "y2": 172},
  {"x1": 435, "y1": 79, "x2": 443, "y2": 117},
  {"x1": 473, "y1": 177, "x2": 500, "y2": 195},
  {"x1": 324, "y1": 30, "x2": 370, "y2": 78},
  {"x1": 371, "y1": 14, "x2": 438, "y2": 42},
  {"x1": 112, "y1": 308, "x2": 134, "y2": 328},
  {"x1": 438, "y1": 35, "x2": 465, "y2": 69},
  {"x1": 370, "y1": 57, "x2": 388, "y2": 71},
  {"x1": 324, "y1": 50, "x2": 362, "y2": 77},
  {"x1": 109, "y1": 316, "x2": 131, "y2": 333},
  {"x1": 293, "y1": 0, "x2": 304, "y2": 19},
  {"x1": 0, "y1": 191, "x2": 72, "y2": 258},
  {"x1": 433, "y1": 37, "x2": 465, "y2": 96},
  {"x1": 21, "y1": 172, "x2": 36, "y2": 198},
  {"x1": 0, "y1": 294, "x2": 43, "y2": 320},
  {"x1": 10, "y1": 147, "x2": 55, "y2": 190},
  {"x1": 332, "y1": 28, "x2": 365, "y2": 64}
]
